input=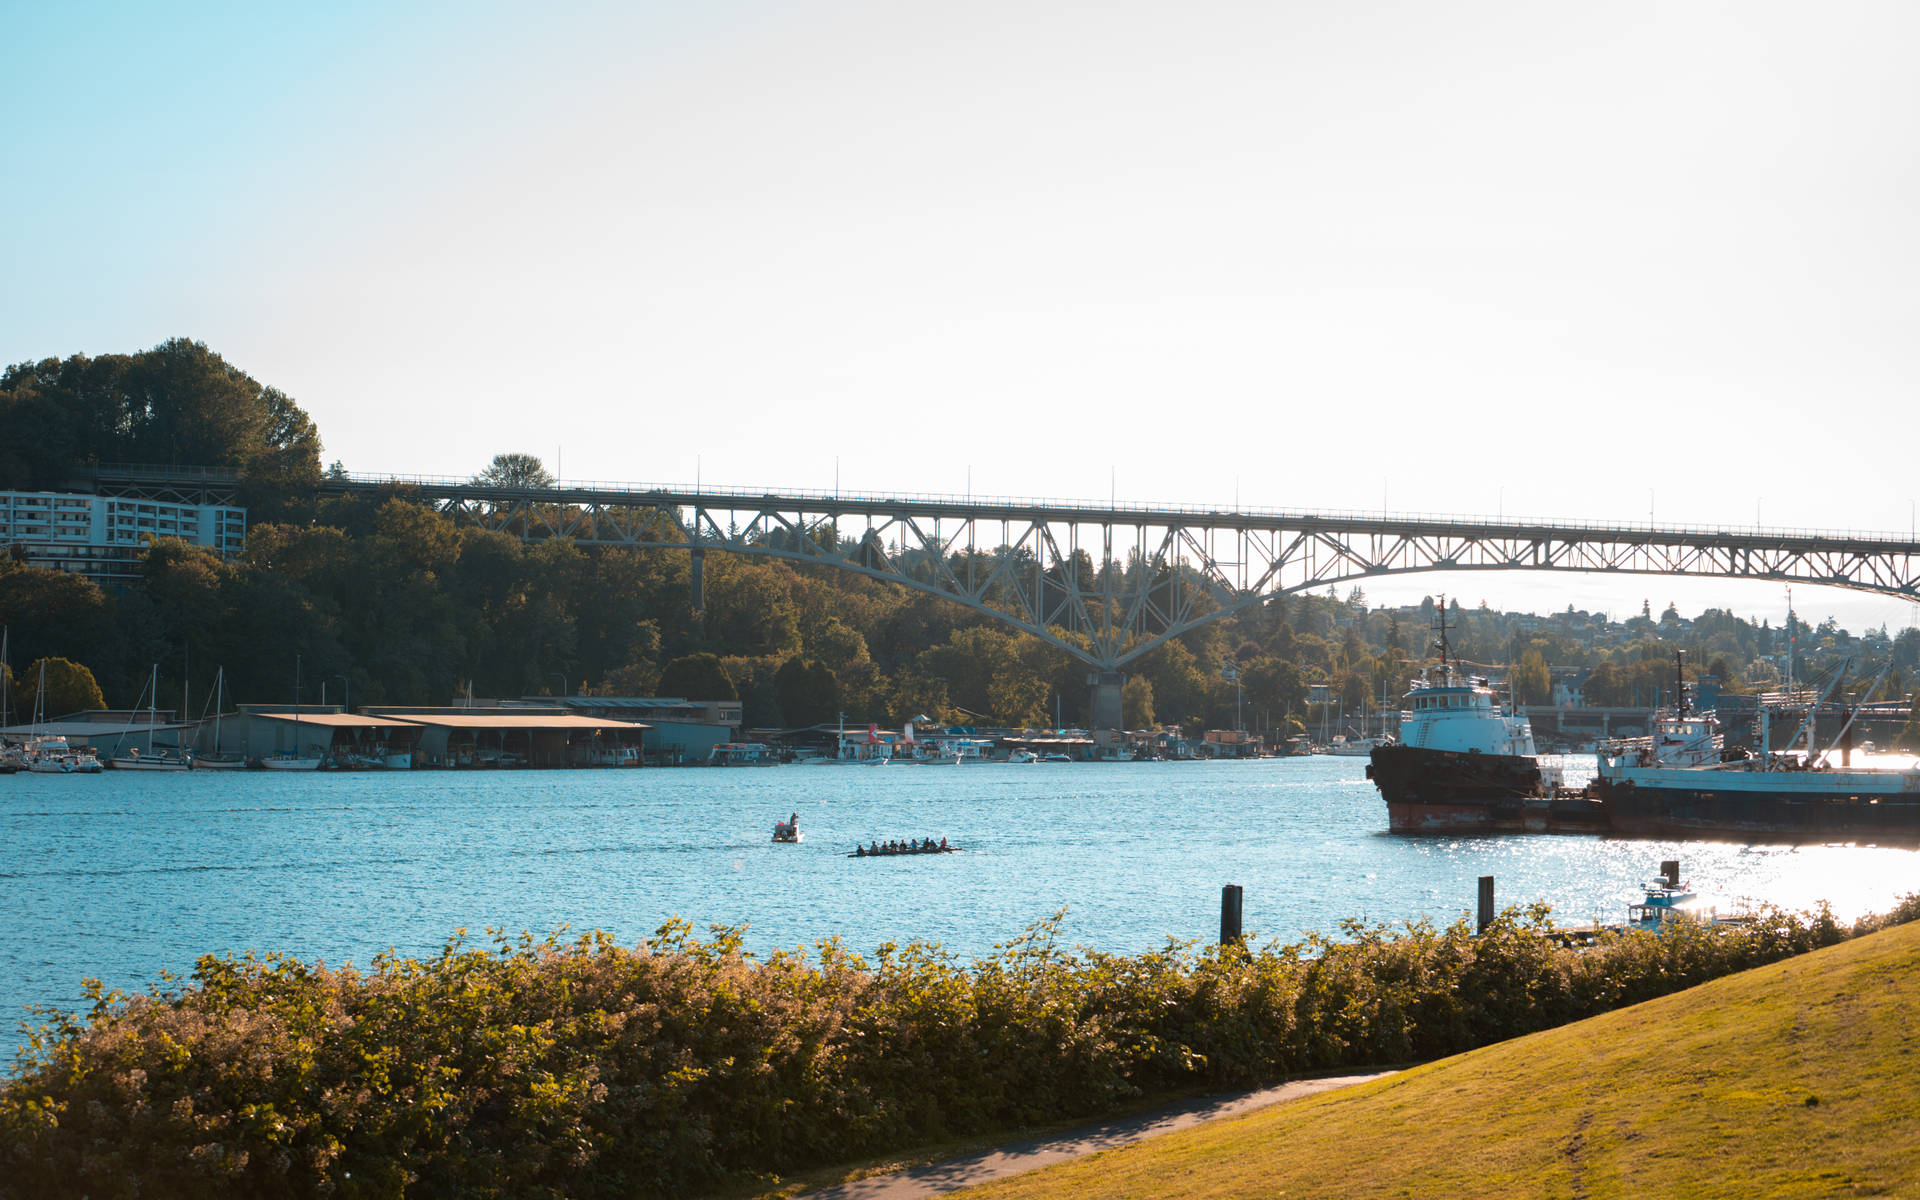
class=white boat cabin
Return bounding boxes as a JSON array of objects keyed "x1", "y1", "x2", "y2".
[
  {"x1": 1601, "y1": 711, "x2": 1723, "y2": 770},
  {"x1": 1397, "y1": 675, "x2": 1540, "y2": 758}
]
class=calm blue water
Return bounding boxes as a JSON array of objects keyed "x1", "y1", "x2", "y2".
[{"x1": 4, "y1": 757, "x2": 1918, "y2": 1056}]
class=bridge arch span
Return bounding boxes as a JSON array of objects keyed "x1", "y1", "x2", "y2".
[{"x1": 88, "y1": 466, "x2": 1919, "y2": 715}]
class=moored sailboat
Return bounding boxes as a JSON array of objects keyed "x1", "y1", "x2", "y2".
[
  {"x1": 261, "y1": 657, "x2": 327, "y2": 770},
  {"x1": 108, "y1": 666, "x2": 192, "y2": 771},
  {"x1": 193, "y1": 667, "x2": 247, "y2": 769}
]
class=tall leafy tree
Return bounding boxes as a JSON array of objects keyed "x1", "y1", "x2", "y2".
[
  {"x1": 0, "y1": 561, "x2": 116, "y2": 678},
  {"x1": 25, "y1": 657, "x2": 105, "y2": 715},
  {"x1": 1514, "y1": 648, "x2": 1552, "y2": 706},
  {"x1": 470, "y1": 453, "x2": 554, "y2": 489},
  {"x1": 1121, "y1": 674, "x2": 1155, "y2": 728},
  {"x1": 775, "y1": 658, "x2": 842, "y2": 727},
  {"x1": 658, "y1": 653, "x2": 737, "y2": 701}
]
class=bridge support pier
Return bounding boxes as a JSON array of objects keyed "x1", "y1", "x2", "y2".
[{"x1": 1089, "y1": 671, "x2": 1125, "y2": 732}]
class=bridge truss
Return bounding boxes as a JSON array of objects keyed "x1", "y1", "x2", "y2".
[
  {"x1": 308, "y1": 475, "x2": 1920, "y2": 676},
  {"x1": 74, "y1": 465, "x2": 1920, "y2": 727}
]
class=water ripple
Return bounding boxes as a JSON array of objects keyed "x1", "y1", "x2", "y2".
[{"x1": 3, "y1": 760, "x2": 1916, "y2": 1051}]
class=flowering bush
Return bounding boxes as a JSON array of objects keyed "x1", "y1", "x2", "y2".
[{"x1": 0, "y1": 900, "x2": 1898, "y2": 1199}]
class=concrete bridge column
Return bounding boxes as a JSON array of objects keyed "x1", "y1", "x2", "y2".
[{"x1": 1089, "y1": 670, "x2": 1125, "y2": 732}]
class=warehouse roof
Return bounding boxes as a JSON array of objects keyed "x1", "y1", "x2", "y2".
[
  {"x1": 362, "y1": 711, "x2": 649, "y2": 731},
  {"x1": 250, "y1": 712, "x2": 424, "y2": 728}
]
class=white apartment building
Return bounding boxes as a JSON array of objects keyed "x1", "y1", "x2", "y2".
[{"x1": 0, "y1": 490, "x2": 246, "y2": 584}]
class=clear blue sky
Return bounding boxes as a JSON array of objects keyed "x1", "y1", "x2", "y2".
[{"x1": 6, "y1": 2, "x2": 1918, "y2": 630}]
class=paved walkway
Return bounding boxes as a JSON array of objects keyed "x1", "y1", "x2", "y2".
[{"x1": 800, "y1": 1071, "x2": 1395, "y2": 1199}]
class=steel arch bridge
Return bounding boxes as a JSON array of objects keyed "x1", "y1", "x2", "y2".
[
  {"x1": 83, "y1": 464, "x2": 1920, "y2": 721},
  {"x1": 316, "y1": 472, "x2": 1917, "y2": 656}
]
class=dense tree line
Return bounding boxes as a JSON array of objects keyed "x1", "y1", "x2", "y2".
[
  {"x1": 4, "y1": 341, "x2": 1917, "y2": 735},
  {"x1": 0, "y1": 339, "x2": 323, "y2": 521}
]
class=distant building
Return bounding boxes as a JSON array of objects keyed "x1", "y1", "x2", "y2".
[
  {"x1": 358, "y1": 705, "x2": 648, "y2": 767},
  {"x1": 513, "y1": 695, "x2": 742, "y2": 764},
  {"x1": 0, "y1": 489, "x2": 245, "y2": 586},
  {"x1": 1203, "y1": 729, "x2": 1260, "y2": 758}
]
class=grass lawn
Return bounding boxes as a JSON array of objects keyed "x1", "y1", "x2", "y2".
[{"x1": 956, "y1": 921, "x2": 1920, "y2": 1199}]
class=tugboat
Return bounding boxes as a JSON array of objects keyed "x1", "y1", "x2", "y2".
[{"x1": 1367, "y1": 602, "x2": 1601, "y2": 834}]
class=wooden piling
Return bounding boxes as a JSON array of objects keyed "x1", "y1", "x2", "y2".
[
  {"x1": 1477, "y1": 875, "x2": 1495, "y2": 933},
  {"x1": 1220, "y1": 884, "x2": 1244, "y2": 945}
]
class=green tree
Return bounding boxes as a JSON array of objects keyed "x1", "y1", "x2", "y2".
[
  {"x1": 471, "y1": 453, "x2": 554, "y2": 489},
  {"x1": 775, "y1": 658, "x2": 842, "y2": 727},
  {"x1": 658, "y1": 653, "x2": 737, "y2": 701},
  {"x1": 26, "y1": 657, "x2": 105, "y2": 715},
  {"x1": 1121, "y1": 674, "x2": 1155, "y2": 728},
  {"x1": 887, "y1": 669, "x2": 953, "y2": 726},
  {"x1": 703, "y1": 556, "x2": 803, "y2": 658},
  {"x1": 1241, "y1": 656, "x2": 1307, "y2": 726},
  {"x1": 0, "y1": 562, "x2": 117, "y2": 686},
  {"x1": 1338, "y1": 669, "x2": 1369, "y2": 713},
  {"x1": 1514, "y1": 649, "x2": 1552, "y2": 707}
]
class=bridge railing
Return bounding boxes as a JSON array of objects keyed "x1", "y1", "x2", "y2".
[
  {"x1": 330, "y1": 472, "x2": 1919, "y2": 545},
  {"x1": 86, "y1": 462, "x2": 244, "y2": 482}
]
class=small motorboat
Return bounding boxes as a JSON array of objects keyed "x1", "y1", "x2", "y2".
[
  {"x1": 109, "y1": 746, "x2": 193, "y2": 771},
  {"x1": 773, "y1": 813, "x2": 803, "y2": 843}
]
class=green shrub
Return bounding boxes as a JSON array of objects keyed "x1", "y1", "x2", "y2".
[{"x1": 1, "y1": 899, "x2": 1910, "y2": 1199}]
